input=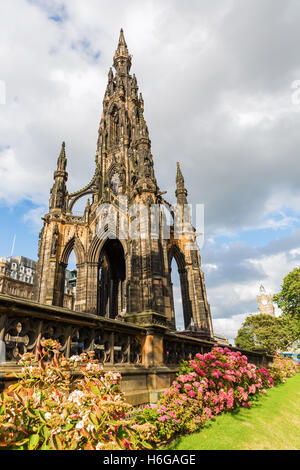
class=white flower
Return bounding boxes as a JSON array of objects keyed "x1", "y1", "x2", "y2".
[
  {"x1": 96, "y1": 442, "x2": 104, "y2": 450},
  {"x1": 70, "y1": 355, "x2": 82, "y2": 362},
  {"x1": 75, "y1": 420, "x2": 85, "y2": 430},
  {"x1": 68, "y1": 390, "x2": 85, "y2": 406},
  {"x1": 45, "y1": 412, "x2": 51, "y2": 420}
]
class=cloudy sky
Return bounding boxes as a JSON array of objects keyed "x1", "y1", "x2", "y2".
[{"x1": 0, "y1": 0, "x2": 300, "y2": 343}]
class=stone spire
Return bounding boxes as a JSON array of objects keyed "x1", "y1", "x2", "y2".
[
  {"x1": 96, "y1": 29, "x2": 159, "y2": 201},
  {"x1": 175, "y1": 162, "x2": 188, "y2": 205},
  {"x1": 56, "y1": 141, "x2": 67, "y2": 172},
  {"x1": 49, "y1": 142, "x2": 68, "y2": 212},
  {"x1": 113, "y1": 28, "x2": 131, "y2": 76}
]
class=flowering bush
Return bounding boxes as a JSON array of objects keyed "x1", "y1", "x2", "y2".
[
  {"x1": 0, "y1": 342, "x2": 298, "y2": 450},
  {"x1": 0, "y1": 340, "x2": 153, "y2": 450},
  {"x1": 268, "y1": 356, "x2": 299, "y2": 385},
  {"x1": 136, "y1": 346, "x2": 299, "y2": 443}
]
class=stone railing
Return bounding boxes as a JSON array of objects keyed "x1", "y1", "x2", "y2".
[
  {"x1": 0, "y1": 293, "x2": 273, "y2": 403},
  {"x1": 163, "y1": 332, "x2": 273, "y2": 368},
  {"x1": 0, "y1": 294, "x2": 145, "y2": 366},
  {"x1": 163, "y1": 333, "x2": 214, "y2": 365}
]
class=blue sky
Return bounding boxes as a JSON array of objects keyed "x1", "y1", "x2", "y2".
[
  {"x1": 1, "y1": 0, "x2": 300, "y2": 342},
  {"x1": 0, "y1": 200, "x2": 40, "y2": 260}
]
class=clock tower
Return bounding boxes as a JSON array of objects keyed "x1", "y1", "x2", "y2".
[{"x1": 257, "y1": 284, "x2": 275, "y2": 316}]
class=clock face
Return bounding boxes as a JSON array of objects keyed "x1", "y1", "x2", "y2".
[{"x1": 261, "y1": 299, "x2": 268, "y2": 305}]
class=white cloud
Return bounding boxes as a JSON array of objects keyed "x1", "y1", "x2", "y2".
[
  {"x1": 213, "y1": 312, "x2": 251, "y2": 344},
  {"x1": 0, "y1": 0, "x2": 299, "y2": 330},
  {"x1": 23, "y1": 205, "x2": 47, "y2": 233}
]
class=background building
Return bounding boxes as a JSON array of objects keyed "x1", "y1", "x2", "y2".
[
  {"x1": 0, "y1": 255, "x2": 76, "y2": 305},
  {"x1": 0, "y1": 256, "x2": 35, "y2": 300},
  {"x1": 8, "y1": 256, "x2": 36, "y2": 284},
  {"x1": 257, "y1": 284, "x2": 275, "y2": 316}
]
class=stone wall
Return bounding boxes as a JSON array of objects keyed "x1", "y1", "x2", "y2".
[{"x1": 0, "y1": 294, "x2": 273, "y2": 404}]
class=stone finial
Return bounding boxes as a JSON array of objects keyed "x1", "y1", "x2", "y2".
[
  {"x1": 57, "y1": 141, "x2": 67, "y2": 172},
  {"x1": 113, "y1": 28, "x2": 131, "y2": 74},
  {"x1": 175, "y1": 161, "x2": 188, "y2": 205}
]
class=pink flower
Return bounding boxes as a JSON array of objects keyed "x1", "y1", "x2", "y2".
[
  {"x1": 204, "y1": 407, "x2": 212, "y2": 419},
  {"x1": 158, "y1": 415, "x2": 170, "y2": 422},
  {"x1": 174, "y1": 399, "x2": 183, "y2": 405},
  {"x1": 224, "y1": 374, "x2": 234, "y2": 382},
  {"x1": 188, "y1": 390, "x2": 196, "y2": 398}
]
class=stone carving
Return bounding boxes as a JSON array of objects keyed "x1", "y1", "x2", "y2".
[
  {"x1": 34, "y1": 30, "x2": 213, "y2": 340},
  {"x1": 51, "y1": 225, "x2": 59, "y2": 257}
]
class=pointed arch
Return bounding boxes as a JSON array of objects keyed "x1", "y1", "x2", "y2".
[
  {"x1": 60, "y1": 236, "x2": 86, "y2": 266},
  {"x1": 168, "y1": 243, "x2": 193, "y2": 330},
  {"x1": 87, "y1": 231, "x2": 128, "y2": 265},
  {"x1": 97, "y1": 239, "x2": 126, "y2": 318},
  {"x1": 167, "y1": 243, "x2": 186, "y2": 273}
]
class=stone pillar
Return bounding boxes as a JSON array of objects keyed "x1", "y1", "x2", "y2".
[
  {"x1": 74, "y1": 263, "x2": 87, "y2": 312},
  {"x1": 85, "y1": 262, "x2": 99, "y2": 314},
  {"x1": 142, "y1": 328, "x2": 164, "y2": 367}
]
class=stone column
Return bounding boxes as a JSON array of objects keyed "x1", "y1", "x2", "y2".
[{"x1": 142, "y1": 328, "x2": 164, "y2": 368}]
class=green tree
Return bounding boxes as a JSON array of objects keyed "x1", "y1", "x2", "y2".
[
  {"x1": 235, "y1": 314, "x2": 296, "y2": 355},
  {"x1": 273, "y1": 268, "x2": 300, "y2": 347},
  {"x1": 273, "y1": 267, "x2": 300, "y2": 321}
]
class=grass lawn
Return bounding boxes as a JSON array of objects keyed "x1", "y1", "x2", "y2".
[{"x1": 167, "y1": 372, "x2": 300, "y2": 450}]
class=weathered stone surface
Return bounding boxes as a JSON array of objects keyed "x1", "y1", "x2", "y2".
[{"x1": 33, "y1": 30, "x2": 213, "y2": 339}]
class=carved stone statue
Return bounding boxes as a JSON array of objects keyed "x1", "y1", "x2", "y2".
[{"x1": 51, "y1": 225, "x2": 59, "y2": 257}]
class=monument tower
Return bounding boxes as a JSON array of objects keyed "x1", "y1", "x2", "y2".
[{"x1": 34, "y1": 30, "x2": 213, "y2": 339}]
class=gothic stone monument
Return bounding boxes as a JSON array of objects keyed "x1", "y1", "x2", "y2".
[
  {"x1": 0, "y1": 32, "x2": 274, "y2": 403},
  {"x1": 34, "y1": 29, "x2": 214, "y2": 339}
]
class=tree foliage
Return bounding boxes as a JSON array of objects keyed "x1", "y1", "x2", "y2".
[
  {"x1": 236, "y1": 269, "x2": 300, "y2": 354},
  {"x1": 235, "y1": 314, "x2": 296, "y2": 355},
  {"x1": 273, "y1": 267, "x2": 300, "y2": 321}
]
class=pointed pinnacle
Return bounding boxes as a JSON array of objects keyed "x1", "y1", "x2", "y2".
[
  {"x1": 176, "y1": 162, "x2": 184, "y2": 183},
  {"x1": 116, "y1": 28, "x2": 128, "y2": 54},
  {"x1": 119, "y1": 28, "x2": 126, "y2": 45},
  {"x1": 57, "y1": 141, "x2": 67, "y2": 172},
  {"x1": 176, "y1": 162, "x2": 188, "y2": 204},
  {"x1": 114, "y1": 28, "x2": 131, "y2": 72},
  {"x1": 59, "y1": 141, "x2": 66, "y2": 159}
]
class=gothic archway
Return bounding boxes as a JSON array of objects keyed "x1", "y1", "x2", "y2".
[
  {"x1": 97, "y1": 239, "x2": 126, "y2": 318},
  {"x1": 53, "y1": 237, "x2": 85, "y2": 310},
  {"x1": 168, "y1": 245, "x2": 193, "y2": 330}
]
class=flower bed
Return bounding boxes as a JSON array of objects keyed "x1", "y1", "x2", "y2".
[
  {"x1": 136, "y1": 346, "x2": 299, "y2": 443},
  {"x1": 0, "y1": 343, "x2": 298, "y2": 450},
  {"x1": 0, "y1": 340, "x2": 153, "y2": 450}
]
